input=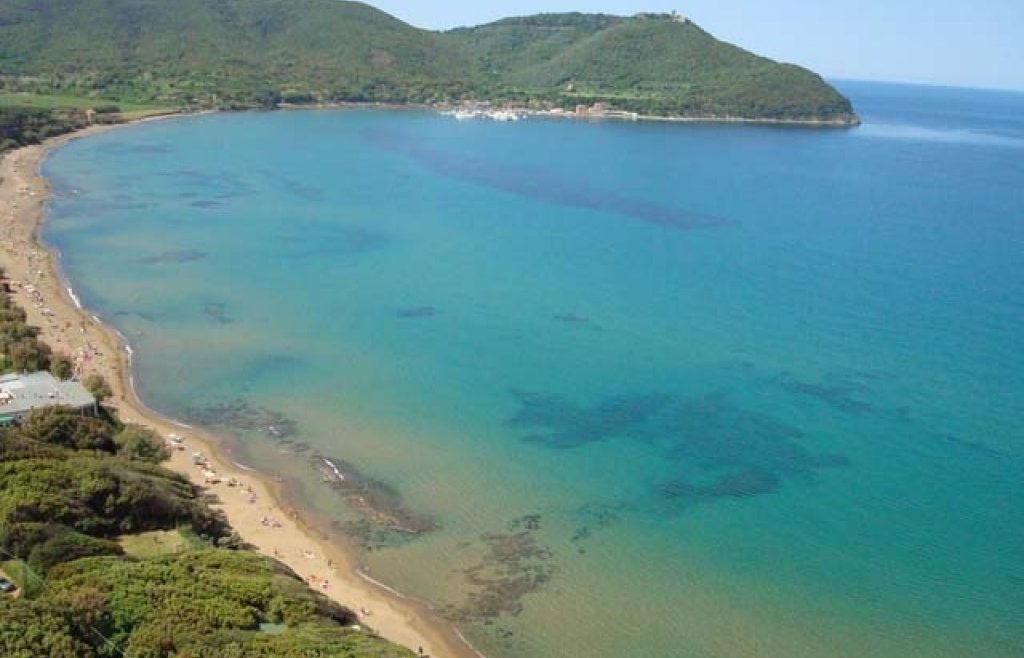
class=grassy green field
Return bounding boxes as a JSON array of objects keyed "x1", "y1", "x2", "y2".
[
  {"x1": 118, "y1": 529, "x2": 196, "y2": 559},
  {"x1": 0, "y1": 94, "x2": 175, "y2": 155},
  {"x1": 0, "y1": 92, "x2": 171, "y2": 113}
]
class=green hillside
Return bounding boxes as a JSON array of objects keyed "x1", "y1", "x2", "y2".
[
  {"x1": 444, "y1": 13, "x2": 628, "y2": 80},
  {"x1": 0, "y1": 2, "x2": 856, "y2": 124},
  {"x1": 446, "y1": 13, "x2": 856, "y2": 121},
  {"x1": 0, "y1": 0, "x2": 473, "y2": 108}
]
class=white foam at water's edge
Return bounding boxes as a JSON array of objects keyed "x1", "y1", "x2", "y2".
[
  {"x1": 66, "y1": 286, "x2": 82, "y2": 309},
  {"x1": 355, "y1": 570, "x2": 407, "y2": 599},
  {"x1": 106, "y1": 323, "x2": 133, "y2": 356},
  {"x1": 454, "y1": 629, "x2": 491, "y2": 658},
  {"x1": 323, "y1": 457, "x2": 346, "y2": 481},
  {"x1": 355, "y1": 570, "x2": 490, "y2": 657}
]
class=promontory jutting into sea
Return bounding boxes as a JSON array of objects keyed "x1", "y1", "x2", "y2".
[{"x1": 0, "y1": 2, "x2": 1021, "y2": 658}]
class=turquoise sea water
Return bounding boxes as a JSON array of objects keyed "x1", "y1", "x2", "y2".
[{"x1": 43, "y1": 81, "x2": 1023, "y2": 658}]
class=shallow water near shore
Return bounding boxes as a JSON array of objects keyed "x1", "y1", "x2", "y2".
[{"x1": 43, "y1": 81, "x2": 1024, "y2": 658}]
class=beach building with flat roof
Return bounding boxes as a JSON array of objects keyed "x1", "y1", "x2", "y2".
[{"x1": 0, "y1": 371, "x2": 97, "y2": 426}]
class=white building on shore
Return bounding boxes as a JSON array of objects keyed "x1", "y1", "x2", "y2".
[{"x1": 0, "y1": 371, "x2": 97, "y2": 426}]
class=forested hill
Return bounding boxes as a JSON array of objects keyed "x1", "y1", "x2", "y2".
[
  {"x1": 0, "y1": 1, "x2": 857, "y2": 123},
  {"x1": 0, "y1": 0, "x2": 474, "y2": 107},
  {"x1": 446, "y1": 13, "x2": 857, "y2": 122}
]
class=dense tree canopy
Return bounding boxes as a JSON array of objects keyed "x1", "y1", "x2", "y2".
[{"x1": 0, "y1": 408, "x2": 412, "y2": 657}]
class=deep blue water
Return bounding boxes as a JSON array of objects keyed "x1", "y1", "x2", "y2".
[{"x1": 43, "y1": 80, "x2": 1024, "y2": 658}]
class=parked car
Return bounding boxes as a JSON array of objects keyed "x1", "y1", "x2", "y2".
[{"x1": 0, "y1": 577, "x2": 17, "y2": 593}]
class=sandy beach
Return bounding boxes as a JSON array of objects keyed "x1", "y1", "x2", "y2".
[{"x1": 0, "y1": 121, "x2": 479, "y2": 658}]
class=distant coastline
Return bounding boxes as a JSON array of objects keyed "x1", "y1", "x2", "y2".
[{"x1": 281, "y1": 100, "x2": 862, "y2": 127}]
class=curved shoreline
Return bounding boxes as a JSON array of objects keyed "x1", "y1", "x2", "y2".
[
  {"x1": 280, "y1": 100, "x2": 860, "y2": 127},
  {"x1": 0, "y1": 119, "x2": 482, "y2": 658}
]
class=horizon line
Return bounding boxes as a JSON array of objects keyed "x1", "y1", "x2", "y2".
[{"x1": 826, "y1": 76, "x2": 1024, "y2": 95}]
